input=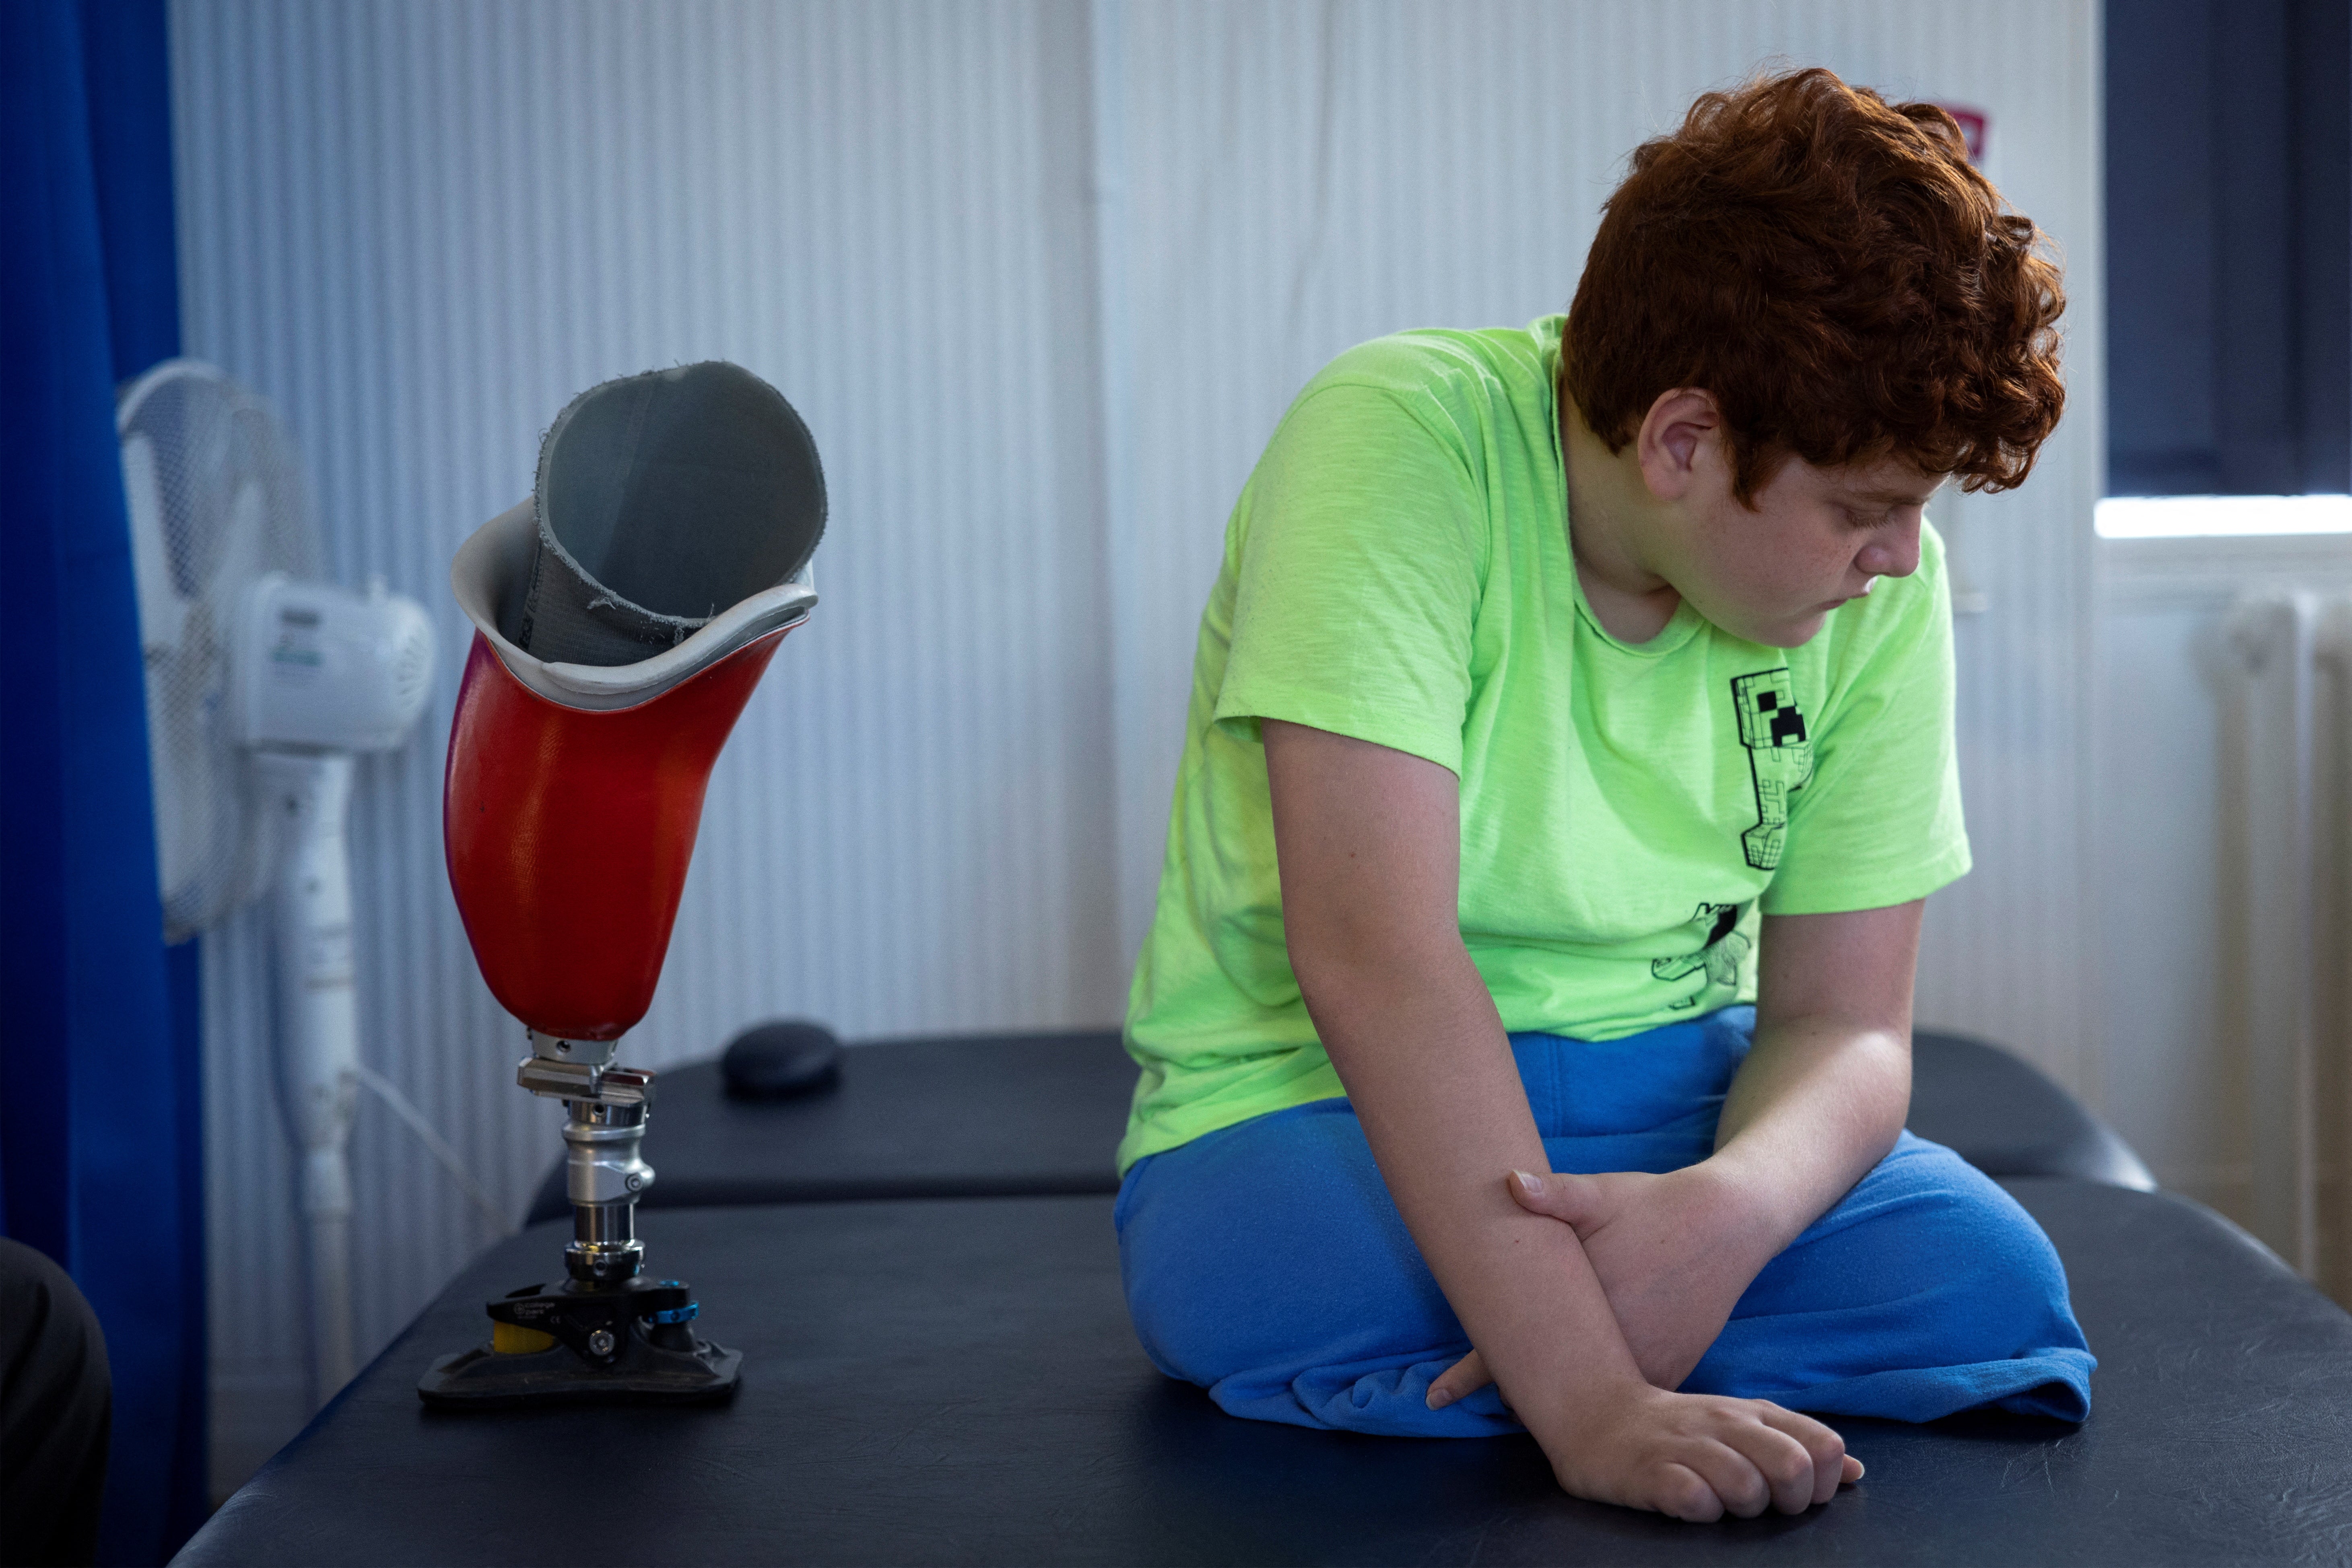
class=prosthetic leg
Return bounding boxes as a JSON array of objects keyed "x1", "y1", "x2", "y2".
[{"x1": 420, "y1": 363, "x2": 822, "y2": 1405}]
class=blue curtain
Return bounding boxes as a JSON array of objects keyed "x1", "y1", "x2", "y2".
[{"x1": 0, "y1": 1, "x2": 207, "y2": 1561}]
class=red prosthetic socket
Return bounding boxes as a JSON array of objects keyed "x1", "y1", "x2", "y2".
[
  {"x1": 442, "y1": 501, "x2": 814, "y2": 1039},
  {"x1": 443, "y1": 629, "x2": 782, "y2": 1038}
]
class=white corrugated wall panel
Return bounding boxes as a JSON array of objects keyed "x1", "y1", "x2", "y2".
[
  {"x1": 171, "y1": 0, "x2": 2102, "y2": 1496},
  {"x1": 1095, "y1": 0, "x2": 2106, "y2": 1095}
]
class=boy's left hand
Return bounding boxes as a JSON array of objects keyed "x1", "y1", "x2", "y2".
[{"x1": 1426, "y1": 1164, "x2": 1774, "y2": 1405}]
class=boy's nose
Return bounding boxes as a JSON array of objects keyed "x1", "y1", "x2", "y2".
[{"x1": 1857, "y1": 517, "x2": 1921, "y2": 580}]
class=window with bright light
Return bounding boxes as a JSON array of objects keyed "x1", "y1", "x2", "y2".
[{"x1": 2093, "y1": 496, "x2": 2352, "y2": 539}]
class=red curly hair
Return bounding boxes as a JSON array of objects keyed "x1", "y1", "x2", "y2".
[{"x1": 1564, "y1": 67, "x2": 2066, "y2": 502}]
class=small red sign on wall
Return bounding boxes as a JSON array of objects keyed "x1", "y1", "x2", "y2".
[{"x1": 1934, "y1": 103, "x2": 1988, "y2": 164}]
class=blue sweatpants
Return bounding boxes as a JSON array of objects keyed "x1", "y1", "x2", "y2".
[{"x1": 1116, "y1": 1008, "x2": 2094, "y2": 1437}]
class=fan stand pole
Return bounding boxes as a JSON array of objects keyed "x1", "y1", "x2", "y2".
[{"x1": 254, "y1": 749, "x2": 361, "y2": 1404}]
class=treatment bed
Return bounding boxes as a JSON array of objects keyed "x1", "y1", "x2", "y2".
[{"x1": 175, "y1": 1029, "x2": 2350, "y2": 1566}]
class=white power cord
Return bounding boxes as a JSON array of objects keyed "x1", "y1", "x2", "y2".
[{"x1": 354, "y1": 1064, "x2": 517, "y2": 1237}]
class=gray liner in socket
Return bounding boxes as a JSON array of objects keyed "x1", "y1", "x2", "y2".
[{"x1": 506, "y1": 361, "x2": 825, "y2": 667}]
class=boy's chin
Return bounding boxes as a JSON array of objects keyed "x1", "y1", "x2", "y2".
[{"x1": 1715, "y1": 607, "x2": 1831, "y2": 649}]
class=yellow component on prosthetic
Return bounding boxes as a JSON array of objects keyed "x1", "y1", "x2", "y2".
[{"x1": 493, "y1": 1321, "x2": 557, "y2": 1355}]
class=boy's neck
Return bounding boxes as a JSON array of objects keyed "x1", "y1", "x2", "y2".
[{"x1": 1560, "y1": 400, "x2": 1684, "y2": 645}]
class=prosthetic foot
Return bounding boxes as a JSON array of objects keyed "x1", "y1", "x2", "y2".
[
  {"x1": 419, "y1": 363, "x2": 823, "y2": 1407},
  {"x1": 417, "y1": 1043, "x2": 741, "y2": 1403}
]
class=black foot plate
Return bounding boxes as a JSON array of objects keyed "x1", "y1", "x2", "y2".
[
  {"x1": 419, "y1": 1280, "x2": 743, "y2": 1407},
  {"x1": 419, "y1": 1329, "x2": 740, "y2": 1407}
]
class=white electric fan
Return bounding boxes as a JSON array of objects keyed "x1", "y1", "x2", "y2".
[{"x1": 116, "y1": 360, "x2": 497, "y2": 1405}]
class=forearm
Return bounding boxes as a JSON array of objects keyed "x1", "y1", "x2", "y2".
[
  {"x1": 1710, "y1": 904, "x2": 1923, "y2": 1254},
  {"x1": 1710, "y1": 1016, "x2": 1908, "y2": 1251},
  {"x1": 1296, "y1": 933, "x2": 1646, "y2": 1440}
]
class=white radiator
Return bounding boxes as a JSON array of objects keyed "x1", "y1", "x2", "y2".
[{"x1": 2222, "y1": 590, "x2": 2352, "y2": 1293}]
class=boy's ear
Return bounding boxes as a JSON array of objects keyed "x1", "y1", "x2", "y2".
[{"x1": 1635, "y1": 387, "x2": 1723, "y2": 503}]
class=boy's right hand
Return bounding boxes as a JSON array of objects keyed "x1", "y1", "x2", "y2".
[{"x1": 1537, "y1": 1382, "x2": 1862, "y2": 1522}]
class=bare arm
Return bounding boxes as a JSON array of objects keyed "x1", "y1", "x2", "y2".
[
  {"x1": 1264, "y1": 720, "x2": 1645, "y2": 1424},
  {"x1": 1713, "y1": 903, "x2": 1920, "y2": 1250},
  {"x1": 1265, "y1": 720, "x2": 1855, "y2": 1520}
]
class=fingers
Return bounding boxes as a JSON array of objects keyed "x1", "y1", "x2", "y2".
[
  {"x1": 1540, "y1": 1387, "x2": 1863, "y2": 1527},
  {"x1": 1738, "y1": 1426, "x2": 1822, "y2": 1515},
  {"x1": 1424, "y1": 1349, "x2": 1491, "y2": 1410},
  {"x1": 1506, "y1": 1169, "x2": 1602, "y2": 1231},
  {"x1": 1666, "y1": 1404, "x2": 1857, "y2": 1521},
  {"x1": 1750, "y1": 1402, "x2": 1857, "y2": 1507},
  {"x1": 1653, "y1": 1463, "x2": 1725, "y2": 1524},
  {"x1": 1677, "y1": 1438, "x2": 1775, "y2": 1519}
]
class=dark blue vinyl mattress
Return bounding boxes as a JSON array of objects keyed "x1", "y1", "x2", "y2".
[{"x1": 178, "y1": 1178, "x2": 2352, "y2": 1566}]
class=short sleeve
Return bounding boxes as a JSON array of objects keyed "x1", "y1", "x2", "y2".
[
  {"x1": 1760, "y1": 531, "x2": 1971, "y2": 915},
  {"x1": 1213, "y1": 383, "x2": 1485, "y2": 774}
]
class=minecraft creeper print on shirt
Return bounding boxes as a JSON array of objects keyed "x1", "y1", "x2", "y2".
[
  {"x1": 1732, "y1": 670, "x2": 1814, "y2": 871},
  {"x1": 1651, "y1": 902, "x2": 1751, "y2": 1009}
]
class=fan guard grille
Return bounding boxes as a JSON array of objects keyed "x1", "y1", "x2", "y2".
[{"x1": 119, "y1": 362, "x2": 325, "y2": 940}]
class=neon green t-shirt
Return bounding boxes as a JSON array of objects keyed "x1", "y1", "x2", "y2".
[{"x1": 1117, "y1": 316, "x2": 1970, "y2": 1172}]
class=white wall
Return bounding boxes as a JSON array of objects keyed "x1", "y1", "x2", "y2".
[{"x1": 170, "y1": 0, "x2": 2105, "y2": 1497}]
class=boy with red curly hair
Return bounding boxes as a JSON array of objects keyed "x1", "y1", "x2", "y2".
[{"x1": 1113, "y1": 68, "x2": 2087, "y2": 1522}]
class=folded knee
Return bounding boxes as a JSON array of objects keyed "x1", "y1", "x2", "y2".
[
  {"x1": 1869, "y1": 1152, "x2": 2080, "y2": 1335},
  {"x1": 1766, "y1": 1143, "x2": 2084, "y2": 1345}
]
